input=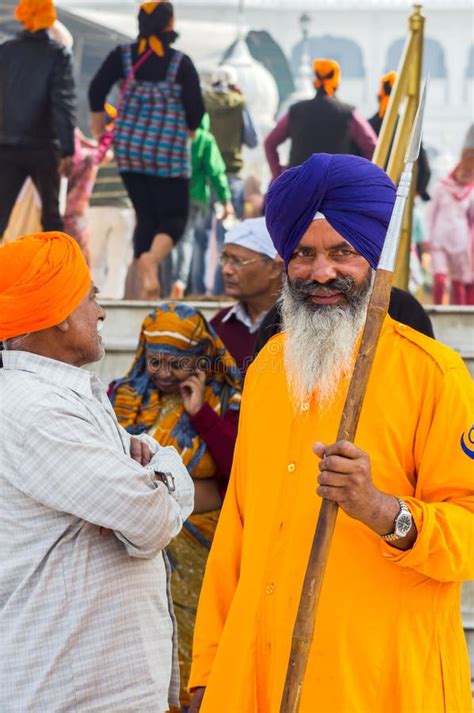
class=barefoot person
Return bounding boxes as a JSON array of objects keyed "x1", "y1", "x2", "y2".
[{"x1": 89, "y1": 1, "x2": 205, "y2": 298}]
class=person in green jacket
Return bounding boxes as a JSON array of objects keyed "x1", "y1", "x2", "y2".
[{"x1": 161, "y1": 113, "x2": 234, "y2": 298}]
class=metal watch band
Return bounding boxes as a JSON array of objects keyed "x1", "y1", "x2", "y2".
[
  {"x1": 382, "y1": 530, "x2": 403, "y2": 543},
  {"x1": 381, "y1": 497, "x2": 411, "y2": 542}
]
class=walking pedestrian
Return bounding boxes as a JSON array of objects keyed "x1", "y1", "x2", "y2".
[{"x1": 89, "y1": 1, "x2": 205, "y2": 298}]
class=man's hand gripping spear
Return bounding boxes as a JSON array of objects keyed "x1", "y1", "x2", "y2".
[{"x1": 280, "y1": 82, "x2": 428, "y2": 713}]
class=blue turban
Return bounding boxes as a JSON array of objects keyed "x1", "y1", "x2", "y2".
[{"x1": 265, "y1": 153, "x2": 396, "y2": 269}]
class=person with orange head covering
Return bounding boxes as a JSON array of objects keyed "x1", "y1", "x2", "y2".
[
  {"x1": 15, "y1": 0, "x2": 56, "y2": 32},
  {"x1": 110, "y1": 302, "x2": 242, "y2": 707},
  {"x1": 0, "y1": 231, "x2": 91, "y2": 342},
  {"x1": 264, "y1": 56, "x2": 377, "y2": 181},
  {"x1": 368, "y1": 70, "x2": 431, "y2": 201},
  {"x1": 0, "y1": 0, "x2": 75, "y2": 240},
  {"x1": 89, "y1": 1, "x2": 205, "y2": 299},
  {"x1": 0, "y1": 231, "x2": 194, "y2": 711},
  {"x1": 313, "y1": 57, "x2": 341, "y2": 96},
  {"x1": 374, "y1": 70, "x2": 397, "y2": 120}
]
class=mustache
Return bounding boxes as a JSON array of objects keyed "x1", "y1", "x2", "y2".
[{"x1": 289, "y1": 277, "x2": 357, "y2": 299}]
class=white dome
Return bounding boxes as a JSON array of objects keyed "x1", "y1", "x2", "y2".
[{"x1": 225, "y1": 39, "x2": 279, "y2": 123}]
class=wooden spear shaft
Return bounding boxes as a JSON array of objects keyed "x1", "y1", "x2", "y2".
[{"x1": 279, "y1": 84, "x2": 427, "y2": 713}]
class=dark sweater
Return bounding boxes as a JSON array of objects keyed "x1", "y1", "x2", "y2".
[
  {"x1": 211, "y1": 307, "x2": 258, "y2": 376},
  {"x1": 189, "y1": 403, "x2": 238, "y2": 487},
  {"x1": 288, "y1": 91, "x2": 354, "y2": 166},
  {"x1": 88, "y1": 43, "x2": 205, "y2": 131}
]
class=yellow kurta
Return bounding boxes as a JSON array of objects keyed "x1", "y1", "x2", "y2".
[{"x1": 190, "y1": 317, "x2": 474, "y2": 713}]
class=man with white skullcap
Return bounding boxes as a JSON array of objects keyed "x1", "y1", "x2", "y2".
[{"x1": 211, "y1": 217, "x2": 283, "y2": 373}]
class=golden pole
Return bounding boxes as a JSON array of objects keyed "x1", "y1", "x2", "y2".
[
  {"x1": 279, "y1": 85, "x2": 427, "y2": 712},
  {"x1": 372, "y1": 34, "x2": 413, "y2": 170},
  {"x1": 391, "y1": 5, "x2": 424, "y2": 287},
  {"x1": 279, "y1": 6, "x2": 426, "y2": 708},
  {"x1": 372, "y1": 4, "x2": 425, "y2": 288}
]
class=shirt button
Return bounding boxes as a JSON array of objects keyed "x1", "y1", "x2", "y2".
[
  {"x1": 287, "y1": 462, "x2": 296, "y2": 473},
  {"x1": 302, "y1": 402, "x2": 310, "y2": 412},
  {"x1": 265, "y1": 583, "x2": 275, "y2": 595}
]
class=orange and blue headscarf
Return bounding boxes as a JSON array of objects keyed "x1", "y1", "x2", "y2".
[{"x1": 110, "y1": 303, "x2": 241, "y2": 476}]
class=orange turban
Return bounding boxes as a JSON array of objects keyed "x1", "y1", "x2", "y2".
[
  {"x1": 0, "y1": 232, "x2": 91, "y2": 341},
  {"x1": 15, "y1": 0, "x2": 57, "y2": 32},
  {"x1": 378, "y1": 71, "x2": 397, "y2": 118},
  {"x1": 313, "y1": 59, "x2": 340, "y2": 96}
]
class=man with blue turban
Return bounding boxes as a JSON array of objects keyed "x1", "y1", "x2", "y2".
[{"x1": 189, "y1": 154, "x2": 474, "y2": 713}]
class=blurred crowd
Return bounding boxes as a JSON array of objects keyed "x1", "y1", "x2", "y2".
[{"x1": 0, "y1": 0, "x2": 473, "y2": 308}]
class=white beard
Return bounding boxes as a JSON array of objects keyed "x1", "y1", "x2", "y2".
[{"x1": 280, "y1": 278, "x2": 372, "y2": 411}]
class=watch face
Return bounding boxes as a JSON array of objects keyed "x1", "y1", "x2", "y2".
[{"x1": 396, "y1": 512, "x2": 412, "y2": 536}]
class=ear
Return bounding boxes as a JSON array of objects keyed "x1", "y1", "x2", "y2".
[
  {"x1": 55, "y1": 319, "x2": 69, "y2": 333},
  {"x1": 270, "y1": 259, "x2": 284, "y2": 279}
]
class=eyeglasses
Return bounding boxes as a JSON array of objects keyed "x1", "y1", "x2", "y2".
[{"x1": 219, "y1": 255, "x2": 267, "y2": 270}]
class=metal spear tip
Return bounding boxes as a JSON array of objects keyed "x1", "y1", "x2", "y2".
[{"x1": 405, "y1": 79, "x2": 429, "y2": 164}]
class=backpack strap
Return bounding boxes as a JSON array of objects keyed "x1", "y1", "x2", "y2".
[
  {"x1": 115, "y1": 47, "x2": 153, "y2": 116},
  {"x1": 166, "y1": 50, "x2": 183, "y2": 83}
]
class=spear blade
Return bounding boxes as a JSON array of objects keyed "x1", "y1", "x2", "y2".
[{"x1": 405, "y1": 79, "x2": 428, "y2": 164}]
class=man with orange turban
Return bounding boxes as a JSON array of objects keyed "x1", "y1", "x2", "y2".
[
  {"x1": 0, "y1": 231, "x2": 194, "y2": 711},
  {"x1": 264, "y1": 57, "x2": 377, "y2": 180},
  {"x1": 0, "y1": 0, "x2": 75, "y2": 239}
]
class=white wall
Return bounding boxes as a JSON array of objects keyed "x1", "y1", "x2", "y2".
[{"x1": 174, "y1": 2, "x2": 473, "y2": 172}]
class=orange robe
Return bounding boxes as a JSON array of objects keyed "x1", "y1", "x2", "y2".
[{"x1": 190, "y1": 317, "x2": 474, "y2": 712}]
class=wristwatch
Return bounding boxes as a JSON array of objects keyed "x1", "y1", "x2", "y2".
[
  {"x1": 381, "y1": 498, "x2": 413, "y2": 542},
  {"x1": 154, "y1": 471, "x2": 176, "y2": 493}
]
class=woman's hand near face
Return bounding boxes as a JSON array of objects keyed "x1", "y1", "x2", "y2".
[{"x1": 180, "y1": 369, "x2": 206, "y2": 416}]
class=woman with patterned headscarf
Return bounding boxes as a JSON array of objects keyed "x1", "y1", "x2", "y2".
[
  {"x1": 110, "y1": 302, "x2": 241, "y2": 708},
  {"x1": 89, "y1": 2, "x2": 205, "y2": 300}
]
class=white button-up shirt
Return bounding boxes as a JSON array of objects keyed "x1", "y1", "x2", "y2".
[{"x1": 0, "y1": 351, "x2": 194, "y2": 712}]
